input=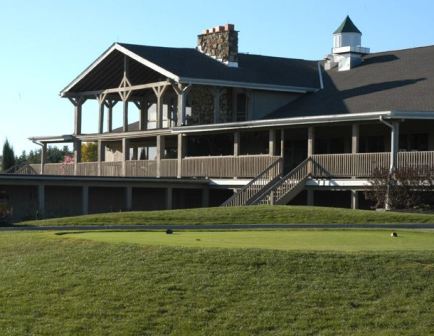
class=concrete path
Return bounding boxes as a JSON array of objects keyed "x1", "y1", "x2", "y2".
[{"x1": 1, "y1": 223, "x2": 434, "y2": 231}]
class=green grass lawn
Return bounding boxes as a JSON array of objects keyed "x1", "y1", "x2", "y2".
[
  {"x1": 19, "y1": 205, "x2": 434, "y2": 226},
  {"x1": 63, "y1": 230, "x2": 434, "y2": 252},
  {"x1": 0, "y1": 231, "x2": 433, "y2": 335}
]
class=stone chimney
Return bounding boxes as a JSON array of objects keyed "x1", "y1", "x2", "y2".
[{"x1": 197, "y1": 24, "x2": 238, "y2": 67}]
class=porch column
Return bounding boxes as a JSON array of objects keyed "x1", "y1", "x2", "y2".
[
  {"x1": 280, "y1": 129, "x2": 285, "y2": 158},
  {"x1": 234, "y1": 131, "x2": 240, "y2": 156},
  {"x1": 97, "y1": 140, "x2": 105, "y2": 176},
  {"x1": 351, "y1": 190, "x2": 359, "y2": 209},
  {"x1": 307, "y1": 189, "x2": 314, "y2": 206},
  {"x1": 211, "y1": 87, "x2": 223, "y2": 123},
  {"x1": 97, "y1": 94, "x2": 107, "y2": 134},
  {"x1": 73, "y1": 140, "x2": 82, "y2": 176},
  {"x1": 307, "y1": 126, "x2": 315, "y2": 174},
  {"x1": 105, "y1": 100, "x2": 117, "y2": 133},
  {"x1": 390, "y1": 121, "x2": 400, "y2": 172},
  {"x1": 173, "y1": 84, "x2": 192, "y2": 126},
  {"x1": 156, "y1": 135, "x2": 165, "y2": 178},
  {"x1": 125, "y1": 186, "x2": 132, "y2": 211},
  {"x1": 166, "y1": 187, "x2": 173, "y2": 210},
  {"x1": 269, "y1": 129, "x2": 276, "y2": 156},
  {"x1": 40, "y1": 143, "x2": 47, "y2": 175},
  {"x1": 135, "y1": 98, "x2": 149, "y2": 131},
  {"x1": 122, "y1": 138, "x2": 130, "y2": 176},
  {"x1": 69, "y1": 97, "x2": 86, "y2": 135},
  {"x1": 177, "y1": 134, "x2": 186, "y2": 178},
  {"x1": 201, "y1": 187, "x2": 209, "y2": 207},
  {"x1": 152, "y1": 85, "x2": 169, "y2": 129},
  {"x1": 82, "y1": 186, "x2": 89, "y2": 215},
  {"x1": 352, "y1": 124, "x2": 359, "y2": 154},
  {"x1": 37, "y1": 184, "x2": 45, "y2": 218}
]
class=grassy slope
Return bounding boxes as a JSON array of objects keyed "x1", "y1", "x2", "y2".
[
  {"x1": 20, "y1": 205, "x2": 434, "y2": 226},
  {"x1": 0, "y1": 232, "x2": 433, "y2": 335},
  {"x1": 63, "y1": 230, "x2": 434, "y2": 252}
]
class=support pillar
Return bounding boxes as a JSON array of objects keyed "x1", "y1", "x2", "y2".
[
  {"x1": 352, "y1": 123, "x2": 359, "y2": 154},
  {"x1": 135, "y1": 99, "x2": 149, "y2": 131},
  {"x1": 234, "y1": 131, "x2": 240, "y2": 156},
  {"x1": 122, "y1": 138, "x2": 130, "y2": 176},
  {"x1": 280, "y1": 129, "x2": 285, "y2": 158},
  {"x1": 73, "y1": 140, "x2": 82, "y2": 176},
  {"x1": 351, "y1": 190, "x2": 359, "y2": 209},
  {"x1": 69, "y1": 97, "x2": 86, "y2": 135},
  {"x1": 40, "y1": 143, "x2": 47, "y2": 175},
  {"x1": 307, "y1": 126, "x2": 315, "y2": 174},
  {"x1": 82, "y1": 186, "x2": 89, "y2": 215},
  {"x1": 166, "y1": 187, "x2": 173, "y2": 210},
  {"x1": 269, "y1": 129, "x2": 276, "y2": 156},
  {"x1": 177, "y1": 134, "x2": 186, "y2": 178},
  {"x1": 153, "y1": 85, "x2": 169, "y2": 129},
  {"x1": 156, "y1": 135, "x2": 165, "y2": 178},
  {"x1": 173, "y1": 84, "x2": 192, "y2": 126},
  {"x1": 125, "y1": 186, "x2": 132, "y2": 211},
  {"x1": 97, "y1": 140, "x2": 105, "y2": 176},
  {"x1": 97, "y1": 93, "x2": 107, "y2": 134},
  {"x1": 390, "y1": 121, "x2": 400, "y2": 172},
  {"x1": 37, "y1": 184, "x2": 45, "y2": 218},
  {"x1": 201, "y1": 188, "x2": 209, "y2": 208},
  {"x1": 307, "y1": 189, "x2": 314, "y2": 206},
  {"x1": 105, "y1": 100, "x2": 117, "y2": 133}
]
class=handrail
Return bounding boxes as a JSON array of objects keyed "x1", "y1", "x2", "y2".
[
  {"x1": 255, "y1": 158, "x2": 310, "y2": 205},
  {"x1": 221, "y1": 157, "x2": 282, "y2": 207},
  {"x1": 1, "y1": 161, "x2": 38, "y2": 175}
]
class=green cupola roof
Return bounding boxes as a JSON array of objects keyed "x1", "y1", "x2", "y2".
[{"x1": 333, "y1": 16, "x2": 362, "y2": 34}]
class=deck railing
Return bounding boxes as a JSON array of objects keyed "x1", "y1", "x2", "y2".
[
  {"x1": 15, "y1": 155, "x2": 279, "y2": 179},
  {"x1": 311, "y1": 151, "x2": 434, "y2": 178}
]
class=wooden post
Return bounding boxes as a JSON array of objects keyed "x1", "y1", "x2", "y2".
[
  {"x1": 234, "y1": 131, "x2": 240, "y2": 156},
  {"x1": 73, "y1": 140, "x2": 82, "y2": 176},
  {"x1": 351, "y1": 190, "x2": 359, "y2": 209},
  {"x1": 97, "y1": 140, "x2": 104, "y2": 176},
  {"x1": 153, "y1": 85, "x2": 169, "y2": 129},
  {"x1": 307, "y1": 189, "x2": 314, "y2": 206},
  {"x1": 307, "y1": 127, "x2": 315, "y2": 174},
  {"x1": 97, "y1": 93, "x2": 107, "y2": 134},
  {"x1": 166, "y1": 187, "x2": 173, "y2": 210},
  {"x1": 82, "y1": 186, "x2": 89, "y2": 215},
  {"x1": 177, "y1": 134, "x2": 185, "y2": 178},
  {"x1": 125, "y1": 186, "x2": 132, "y2": 211},
  {"x1": 69, "y1": 97, "x2": 86, "y2": 135},
  {"x1": 134, "y1": 98, "x2": 149, "y2": 131},
  {"x1": 269, "y1": 129, "x2": 276, "y2": 156},
  {"x1": 280, "y1": 129, "x2": 285, "y2": 158},
  {"x1": 122, "y1": 138, "x2": 130, "y2": 176},
  {"x1": 352, "y1": 124, "x2": 359, "y2": 154},
  {"x1": 105, "y1": 100, "x2": 116, "y2": 133},
  {"x1": 172, "y1": 83, "x2": 192, "y2": 126},
  {"x1": 123, "y1": 100, "x2": 129, "y2": 132},
  {"x1": 40, "y1": 143, "x2": 47, "y2": 175},
  {"x1": 201, "y1": 187, "x2": 209, "y2": 208},
  {"x1": 119, "y1": 57, "x2": 132, "y2": 132},
  {"x1": 156, "y1": 135, "x2": 165, "y2": 178},
  {"x1": 37, "y1": 184, "x2": 45, "y2": 218}
]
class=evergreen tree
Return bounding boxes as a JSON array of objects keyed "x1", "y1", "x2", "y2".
[{"x1": 2, "y1": 139, "x2": 16, "y2": 171}]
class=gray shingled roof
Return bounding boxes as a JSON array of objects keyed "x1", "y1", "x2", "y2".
[
  {"x1": 65, "y1": 43, "x2": 320, "y2": 93},
  {"x1": 265, "y1": 45, "x2": 434, "y2": 119}
]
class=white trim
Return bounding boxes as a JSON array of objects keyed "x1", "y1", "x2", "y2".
[{"x1": 317, "y1": 62, "x2": 324, "y2": 90}]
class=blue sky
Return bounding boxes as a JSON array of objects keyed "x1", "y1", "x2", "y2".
[{"x1": 1, "y1": 0, "x2": 434, "y2": 154}]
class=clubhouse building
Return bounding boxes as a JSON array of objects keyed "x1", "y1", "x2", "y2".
[{"x1": 2, "y1": 16, "x2": 434, "y2": 220}]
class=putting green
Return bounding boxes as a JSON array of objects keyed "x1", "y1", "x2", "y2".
[{"x1": 60, "y1": 230, "x2": 434, "y2": 252}]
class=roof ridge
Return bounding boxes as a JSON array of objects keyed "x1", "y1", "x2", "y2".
[{"x1": 367, "y1": 44, "x2": 434, "y2": 56}]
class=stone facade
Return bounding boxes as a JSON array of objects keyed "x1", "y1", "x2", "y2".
[
  {"x1": 197, "y1": 24, "x2": 238, "y2": 64},
  {"x1": 187, "y1": 86, "x2": 233, "y2": 125}
]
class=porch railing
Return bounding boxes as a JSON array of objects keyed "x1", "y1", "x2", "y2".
[
  {"x1": 311, "y1": 151, "x2": 434, "y2": 178},
  {"x1": 14, "y1": 155, "x2": 280, "y2": 179}
]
